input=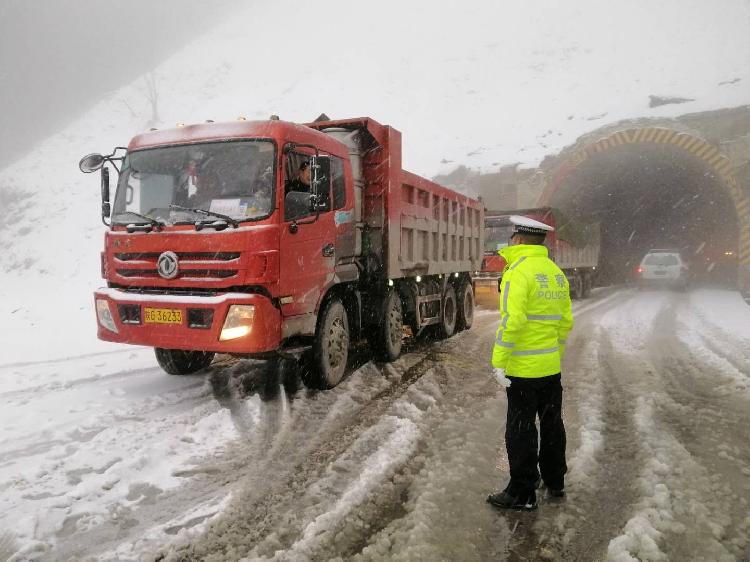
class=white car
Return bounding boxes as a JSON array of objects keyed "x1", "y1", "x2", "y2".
[{"x1": 636, "y1": 250, "x2": 688, "y2": 290}]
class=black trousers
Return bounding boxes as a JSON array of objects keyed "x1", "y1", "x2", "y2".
[{"x1": 504, "y1": 373, "x2": 567, "y2": 495}]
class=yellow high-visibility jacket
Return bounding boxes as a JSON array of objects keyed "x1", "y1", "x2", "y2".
[{"x1": 491, "y1": 244, "x2": 574, "y2": 377}]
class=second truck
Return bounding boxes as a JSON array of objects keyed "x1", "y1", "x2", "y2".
[{"x1": 81, "y1": 116, "x2": 484, "y2": 388}]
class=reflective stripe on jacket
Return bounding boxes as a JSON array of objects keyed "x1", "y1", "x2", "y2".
[{"x1": 491, "y1": 244, "x2": 574, "y2": 377}]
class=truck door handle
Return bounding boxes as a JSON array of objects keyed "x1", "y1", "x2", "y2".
[{"x1": 322, "y1": 243, "x2": 335, "y2": 257}]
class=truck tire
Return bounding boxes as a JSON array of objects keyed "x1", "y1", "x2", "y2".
[
  {"x1": 311, "y1": 299, "x2": 350, "y2": 389},
  {"x1": 438, "y1": 285, "x2": 457, "y2": 339},
  {"x1": 571, "y1": 273, "x2": 584, "y2": 300},
  {"x1": 375, "y1": 290, "x2": 403, "y2": 361},
  {"x1": 581, "y1": 273, "x2": 592, "y2": 299},
  {"x1": 455, "y1": 282, "x2": 474, "y2": 331},
  {"x1": 154, "y1": 348, "x2": 215, "y2": 375}
]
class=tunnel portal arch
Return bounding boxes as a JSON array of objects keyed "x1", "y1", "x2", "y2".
[{"x1": 539, "y1": 126, "x2": 750, "y2": 279}]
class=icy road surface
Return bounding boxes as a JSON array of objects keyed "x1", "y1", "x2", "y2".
[{"x1": 1, "y1": 288, "x2": 749, "y2": 561}]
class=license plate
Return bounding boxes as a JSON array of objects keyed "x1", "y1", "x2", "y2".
[
  {"x1": 655, "y1": 270, "x2": 666, "y2": 276},
  {"x1": 144, "y1": 307, "x2": 183, "y2": 324}
]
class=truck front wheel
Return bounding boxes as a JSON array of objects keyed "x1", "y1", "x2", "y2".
[
  {"x1": 312, "y1": 299, "x2": 350, "y2": 389},
  {"x1": 154, "y1": 348, "x2": 215, "y2": 375},
  {"x1": 375, "y1": 289, "x2": 403, "y2": 361}
]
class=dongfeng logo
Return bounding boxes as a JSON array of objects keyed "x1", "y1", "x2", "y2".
[{"x1": 157, "y1": 251, "x2": 179, "y2": 279}]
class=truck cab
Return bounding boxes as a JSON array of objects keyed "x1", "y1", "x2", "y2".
[{"x1": 91, "y1": 120, "x2": 355, "y2": 360}]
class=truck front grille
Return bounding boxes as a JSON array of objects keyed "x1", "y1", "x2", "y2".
[
  {"x1": 115, "y1": 252, "x2": 241, "y2": 262},
  {"x1": 113, "y1": 252, "x2": 241, "y2": 281},
  {"x1": 115, "y1": 269, "x2": 238, "y2": 279}
]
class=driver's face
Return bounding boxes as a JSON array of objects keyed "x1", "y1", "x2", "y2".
[{"x1": 300, "y1": 166, "x2": 311, "y2": 185}]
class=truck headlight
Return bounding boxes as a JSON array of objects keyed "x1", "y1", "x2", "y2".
[
  {"x1": 96, "y1": 299, "x2": 118, "y2": 333},
  {"x1": 220, "y1": 305, "x2": 255, "y2": 341}
]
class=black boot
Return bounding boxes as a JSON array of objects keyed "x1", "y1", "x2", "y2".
[{"x1": 487, "y1": 490, "x2": 537, "y2": 511}]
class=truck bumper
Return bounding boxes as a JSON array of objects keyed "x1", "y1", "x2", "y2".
[{"x1": 93, "y1": 288, "x2": 281, "y2": 354}]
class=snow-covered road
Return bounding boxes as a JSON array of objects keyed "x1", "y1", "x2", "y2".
[{"x1": 1, "y1": 288, "x2": 748, "y2": 561}]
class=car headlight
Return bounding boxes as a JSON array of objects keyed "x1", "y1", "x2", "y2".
[
  {"x1": 220, "y1": 305, "x2": 255, "y2": 341},
  {"x1": 96, "y1": 299, "x2": 118, "y2": 333}
]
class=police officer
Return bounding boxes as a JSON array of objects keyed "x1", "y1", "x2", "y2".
[{"x1": 487, "y1": 216, "x2": 574, "y2": 511}]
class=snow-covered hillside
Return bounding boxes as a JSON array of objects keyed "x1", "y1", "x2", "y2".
[{"x1": 1, "y1": 0, "x2": 748, "y2": 364}]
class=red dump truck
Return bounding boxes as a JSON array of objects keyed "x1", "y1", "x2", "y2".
[
  {"x1": 473, "y1": 207, "x2": 599, "y2": 306},
  {"x1": 80, "y1": 117, "x2": 483, "y2": 387}
]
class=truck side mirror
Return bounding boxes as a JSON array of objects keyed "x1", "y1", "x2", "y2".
[
  {"x1": 101, "y1": 167, "x2": 111, "y2": 224},
  {"x1": 80, "y1": 153, "x2": 105, "y2": 173}
]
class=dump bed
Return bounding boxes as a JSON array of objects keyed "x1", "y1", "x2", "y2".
[
  {"x1": 309, "y1": 117, "x2": 484, "y2": 280},
  {"x1": 553, "y1": 233, "x2": 600, "y2": 269}
]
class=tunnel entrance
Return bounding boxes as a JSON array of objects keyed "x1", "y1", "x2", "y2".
[{"x1": 540, "y1": 128, "x2": 746, "y2": 287}]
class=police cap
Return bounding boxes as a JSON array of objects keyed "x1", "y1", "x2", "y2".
[{"x1": 509, "y1": 215, "x2": 555, "y2": 236}]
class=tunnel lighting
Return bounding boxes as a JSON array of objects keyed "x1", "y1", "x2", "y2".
[
  {"x1": 95, "y1": 299, "x2": 118, "y2": 333},
  {"x1": 388, "y1": 279, "x2": 394, "y2": 287},
  {"x1": 724, "y1": 251, "x2": 734, "y2": 256},
  {"x1": 454, "y1": 272, "x2": 460, "y2": 278},
  {"x1": 220, "y1": 305, "x2": 255, "y2": 341},
  {"x1": 416, "y1": 275, "x2": 422, "y2": 283}
]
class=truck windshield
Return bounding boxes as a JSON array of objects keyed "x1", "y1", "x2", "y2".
[
  {"x1": 484, "y1": 225, "x2": 514, "y2": 253},
  {"x1": 112, "y1": 140, "x2": 275, "y2": 226}
]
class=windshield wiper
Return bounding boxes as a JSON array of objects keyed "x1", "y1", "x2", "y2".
[
  {"x1": 169, "y1": 204, "x2": 239, "y2": 228},
  {"x1": 116, "y1": 211, "x2": 166, "y2": 231}
]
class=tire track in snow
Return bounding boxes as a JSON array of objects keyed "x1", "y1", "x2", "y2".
[
  {"x1": 600, "y1": 291, "x2": 748, "y2": 561},
  {"x1": 627, "y1": 299, "x2": 750, "y2": 560},
  {"x1": 524, "y1": 292, "x2": 644, "y2": 560},
  {"x1": 674, "y1": 295, "x2": 750, "y2": 393},
  {"x1": 161, "y1": 345, "x2": 453, "y2": 560}
]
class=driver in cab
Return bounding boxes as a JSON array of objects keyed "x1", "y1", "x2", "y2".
[
  {"x1": 285, "y1": 161, "x2": 311, "y2": 195},
  {"x1": 189, "y1": 172, "x2": 223, "y2": 207}
]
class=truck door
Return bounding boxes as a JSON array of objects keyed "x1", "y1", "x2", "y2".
[{"x1": 279, "y1": 152, "x2": 336, "y2": 318}]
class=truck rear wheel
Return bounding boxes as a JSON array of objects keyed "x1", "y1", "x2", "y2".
[
  {"x1": 571, "y1": 273, "x2": 584, "y2": 300},
  {"x1": 581, "y1": 273, "x2": 592, "y2": 298},
  {"x1": 438, "y1": 285, "x2": 457, "y2": 339},
  {"x1": 375, "y1": 289, "x2": 403, "y2": 361},
  {"x1": 154, "y1": 348, "x2": 215, "y2": 375},
  {"x1": 311, "y1": 299, "x2": 350, "y2": 389},
  {"x1": 455, "y1": 282, "x2": 474, "y2": 331}
]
